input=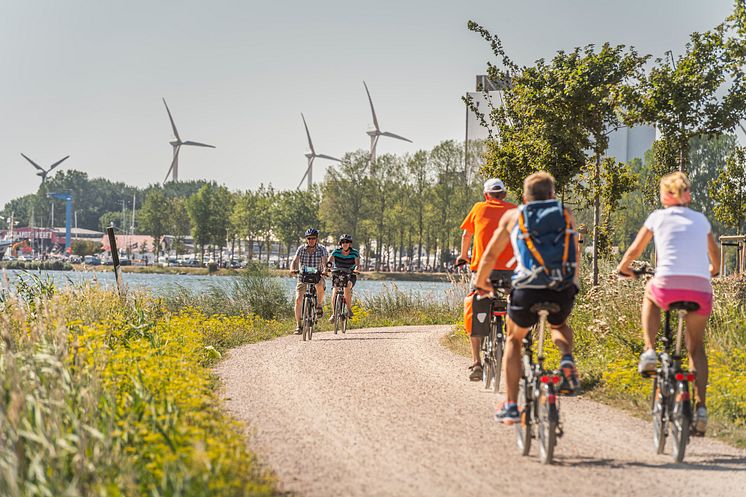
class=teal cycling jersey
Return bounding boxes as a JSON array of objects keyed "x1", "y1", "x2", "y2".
[{"x1": 331, "y1": 247, "x2": 359, "y2": 270}]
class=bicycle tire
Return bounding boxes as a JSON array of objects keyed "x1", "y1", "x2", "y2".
[
  {"x1": 537, "y1": 386, "x2": 558, "y2": 464},
  {"x1": 303, "y1": 298, "x2": 314, "y2": 341},
  {"x1": 515, "y1": 377, "x2": 532, "y2": 456},
  {"x1": 333, "y1": 294, "x2": 341, "y2": 335},
  {"x1": 671, "y1": 383, "x2": 692, "y2": 463},
  {"x1": 493, "y1": 317, "x2": 504, "y2": 394},
  {"x1": 341, "y1": 298, "x2": 348, "y2": 334},
  {"x1": 652, "y1": 377, "x2": 666, "y2": 454}
]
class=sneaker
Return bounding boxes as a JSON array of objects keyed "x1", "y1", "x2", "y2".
[
  {"x1": 293, "y1": 323, "x2": 302, "y2": 335},
  {"x1": 347, "y1": 308, "x2": 354, "y2": 319},
  {"x1": 468, "y1": 363, "x2": 483, "y2": 381},
  {"x1": 638, "y1": 349, "x2": 658, "y2": 376},
  {"x1": 559, "y1": 355, "x2": 580, "y2": 395},
  {"x1": 328, "y1": 314, "x2": 336, "y2": 323},
  {"x1": 316, "y1": 306, "x2": 324, "y2": 318},
  {"x1": 495, "y1": 403, "x2": 520, "y2": 425},
  {"x1": 694, "y1": 406, "x2": 708, "y2": 434}
]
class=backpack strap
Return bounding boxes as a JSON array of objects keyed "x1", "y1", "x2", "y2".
[
  {"x1": 561, "y1": 207, "x2": 572, "y2": 275},
  {"x1": 517, "y1": 210, "x2": 550, "y2": 275}
]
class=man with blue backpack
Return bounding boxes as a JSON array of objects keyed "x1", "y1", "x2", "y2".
[{"x1": 474, "y1": 171, "x2": 581, "y2": 424}]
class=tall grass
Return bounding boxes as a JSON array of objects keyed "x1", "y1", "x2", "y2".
[{"x1": 0, "y1": 274, "x2": 276, "y2": 496}]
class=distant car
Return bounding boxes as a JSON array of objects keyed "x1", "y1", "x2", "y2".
[
  {"x1": 69, "y1": 255, "x2": 83, "y2": 264},
  {"x1": 84, "y1": 255, "x2": 101, "y2": 266}
]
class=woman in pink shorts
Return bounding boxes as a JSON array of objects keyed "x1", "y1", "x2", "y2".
[{"x1": 617, "y1": 171, "x2": 720, "y2": 434}]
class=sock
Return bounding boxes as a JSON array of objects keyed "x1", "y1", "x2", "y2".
[
  {"x1": 505, "y1": 402, "x2": 517, "y2": 409},
  {"x1": 561, "y1": 354, "x2": 574, "y2": 363}
]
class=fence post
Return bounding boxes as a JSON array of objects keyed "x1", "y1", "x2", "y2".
[{"x1": 107, "y1": 227, "x2": 123, "y2": 295}]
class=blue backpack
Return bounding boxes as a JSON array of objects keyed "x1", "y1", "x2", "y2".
[{"x1": 512, "y1": 200, "x2": 577, "y2": 290}]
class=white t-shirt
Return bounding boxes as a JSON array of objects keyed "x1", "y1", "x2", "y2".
[{"x1": 643, "y1": 207, "x2": 711, "y2": 279}]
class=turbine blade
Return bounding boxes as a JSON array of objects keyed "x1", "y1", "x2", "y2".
[
  {"x1": 363, "y1": 81, "x2": 380, "y2": 131},
  {"x1": 164, "y1": 146, "x2": 180, "y2": 183},
  {"x1": 48, "y1": 155, "x2": 70, "y2": 172},
  {"x1": 162, "y1": 98, "x2": 181, "y2": 141},
  {"x1": 182, "y1": 140, "x2": 216, "y2": 148},
  {"x1": 21, "y1": 153, "x2": 44, "y2": 171},
  {"x1": 381, "y1": 131, "x2": 413, "y2": 143},
  {"x1": 301, "y1": 113, "x2": 315, "y2": 155},
  {"x1": 297, "y1": 165, "x2": 310, "y2": 190},
  {"x1": 316, "y1": 154, "x2": 341, "y2": 162}
]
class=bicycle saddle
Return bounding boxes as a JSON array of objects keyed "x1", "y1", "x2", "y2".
[
  {"x1": 668, "y1": 301, "x2": 700, "y2": 312},
  {"x1": 529, "y1": 302, "x2": 561, "y2": 314}
]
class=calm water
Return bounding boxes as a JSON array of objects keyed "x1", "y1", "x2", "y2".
[{"x1": 3, "y1": 269, "x2": 458, "y2": 301}]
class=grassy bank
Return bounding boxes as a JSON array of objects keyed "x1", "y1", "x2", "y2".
[
  {"x1": 443, "y1": 266, "x2": 746, "y2": 448},
  {"x1": 0, "y1": 268, "x2": 459, "y2": 494},
  {"x1": 1, "y1": 260, "x2": 72, "y2": 271}
]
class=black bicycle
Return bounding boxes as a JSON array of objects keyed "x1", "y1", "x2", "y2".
[
  {"x1": 622, "y1": 268, "x2": 699, "y2": 463},
  {"x1": 297, "y1": 266, "x2": 322, "y2": 341},
  {"x1": 515, "y1": 302, "x2": 563, "y2": 465},
  {"x1": 330, "y1": 267, "x2": 356, "y2": 335},
  {"x1": 481, "y1": 272, "x2": 512, "y2": 394}
]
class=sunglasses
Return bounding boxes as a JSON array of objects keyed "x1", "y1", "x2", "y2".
[
  {"x1": 341, "y1": 240, "x2": 352, "y2": 244},
  {"x1": 306, "y1": 237, "x2": 317, "y2": 241}
]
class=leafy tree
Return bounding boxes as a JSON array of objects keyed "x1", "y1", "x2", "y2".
[
  {"x1": 169, "y1": 197, "x2": 191, "y2": 257},
  {"x1": 405, "y1": 150, "x2": 431, "y2": 269},
  {"x1": 626, "y1": 6, "x2": 746, "y2": 172},
  {"x1": 320, "y1": 150, "x2": 369, "y2": 242},
  {"x1": 709, "y1": 146, "x2": 746, "y2": 234},
  {"x1": 273, "y1": 189, "x2": 321, "y2": 265},
  {"x1": 187, "y1": 183, "x2": 230, "y2": 262},
  {"x1": 139, "y1": 187, "x2": 170, "y2": 262}
]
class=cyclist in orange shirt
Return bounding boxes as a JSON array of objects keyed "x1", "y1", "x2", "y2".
[{"x1": 458, "y1": 178, "x2": 517, "y2": 381}]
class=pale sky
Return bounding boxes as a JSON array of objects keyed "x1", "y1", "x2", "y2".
[{"x1": 0, "y1": 0, "x2": 734, "y2": 208}]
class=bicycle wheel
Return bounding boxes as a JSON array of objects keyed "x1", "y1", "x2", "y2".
[
  {"x1": 537, "y1": 385, "x2": 558, "y2": 464},
  {"x1": 671, "y1": 383, "x2": 692, "y2": 463},
  {"x1": 341, "y1": 301, "x2": 348, "y2": 334},
  {"x1": 515, "y1": 376, "x2": 532, "y2": 456},
  {"x1": 333, "y1": 294, "x2": 341, "y2": 335},
  {"x1": 303, "y1": 298, "x2": 313, "y2": 341},
  {"x1": 651, "y1": 377, "x2": 666, "y2": 454},
  {"x1": 492, "y1": 317, "x2": 504, "y2": 394}
]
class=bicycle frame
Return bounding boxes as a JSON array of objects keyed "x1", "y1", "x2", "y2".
[
  {"x1": 481, "y1": 288, "x2": 508, "y2": 393},
  {"x1": 300, "y1": 280, "x2": 318, "y2": 341}
]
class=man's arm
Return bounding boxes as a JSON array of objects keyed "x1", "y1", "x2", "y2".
[
  {"x1": 290, "y1": 247, "x2": 300, "y2": 272},
  {"x1": 475, "y1": 210, "x2": 517, "y2": 290},
  {"x1": 707, "y1": 232, "x2": 720, "y2": 276},
  {"x1": 459, "y1": 230, "x2": 473, "y2": 263}
]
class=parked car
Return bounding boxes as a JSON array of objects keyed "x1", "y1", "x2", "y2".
[{"x1": 83, "y1": 255, "x2": 101, "y2": 266}]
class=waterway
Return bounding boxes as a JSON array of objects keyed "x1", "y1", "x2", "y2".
[{"x1": 4, "y1": 269, "x2": 460, "y2": 301}]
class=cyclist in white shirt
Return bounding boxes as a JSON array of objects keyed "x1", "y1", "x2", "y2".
[{"x1": 617, "y1": 171, "x2": 720, "y2": 434}]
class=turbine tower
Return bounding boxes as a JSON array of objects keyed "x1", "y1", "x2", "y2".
[
  {"x1": 162, "y1": 98, "x2": 215, "y2": 183},
  {"x1": 21, "y1": 154, "x2": 69, "y2": 184},
  {"x1": 363, "y1": 81, "x2": 412, "y2": 164},
  {"x1": 298, "y1": 113, "x2": 340, "y2": 190}
]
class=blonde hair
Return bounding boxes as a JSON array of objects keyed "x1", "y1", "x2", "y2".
[
  {"x1": 659, "y1": 171, "x2": 691, "y2": 199},
  {"x1": 523, "y1": 171, "x2": 555, "y2": 201}
]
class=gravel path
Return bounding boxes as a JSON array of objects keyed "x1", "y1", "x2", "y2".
[{"x1": 218, "y1": 326, "x2": 746, "y2": 497}]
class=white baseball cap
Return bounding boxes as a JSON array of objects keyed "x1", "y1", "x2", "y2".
[{"x1": 483, "y1": 178, "x2": 506, "y2": 193}]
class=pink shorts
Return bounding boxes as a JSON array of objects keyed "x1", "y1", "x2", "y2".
[{"x1": 645, "y1": 275, "x2": 712, "y2": 316}]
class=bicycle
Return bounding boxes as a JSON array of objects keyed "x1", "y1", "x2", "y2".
[
  {"x1": 514, "y1": 302, "x2": 564, "y2": 465},
  {"x1": 480, "y1": 271, "x2": 512, "y2": 394},
  {"x1": 622, "y1": 268, "x2": 699, "y2": 463},
  {"x1": 295, "y1": 266, "x2": 322, "y2": 341},
  {"x1": 330, "y1": 267, "x2": 357, "y2": 335}
]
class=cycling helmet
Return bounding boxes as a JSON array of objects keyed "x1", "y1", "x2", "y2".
[
  {"x1": 339, "y1": 234, "x2": 353, "y2": 244},
  {"x1": 304, "y1": 228, "x2": 319, "y2": 238}
]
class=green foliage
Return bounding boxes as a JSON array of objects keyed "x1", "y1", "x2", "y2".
[
  {"x1": 186, "y1": 183, "x2": 232, "y2": 259},
  {"x1": 624, "y1": 8, "x2": 746, "y2": 171},
  {"x1": 709, "y1": 146, "x2": 746, "y2": 233},
  {"x1": 71, "y1": 239, "x2": 102, "y2": 256}
]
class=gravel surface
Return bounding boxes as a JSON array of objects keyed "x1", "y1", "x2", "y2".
[{"x1": 218, "y1": 325, "x2": 746, "y2": 497}]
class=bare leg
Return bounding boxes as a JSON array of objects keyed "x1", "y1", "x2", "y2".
[
  {"x1": 549, "y1": 321, "x2": 573, "y2": 356},
  {"x1": 470, "y1": 337, "x2": 481, "y2": 366},
  {"x1": 504, "y1": 319, "x2": 531, "y2": 403},
  {"x1": 294, "y1": 292, "x2": 303, "y2": 322},
  {"x1": 316, "y1": 281, "x2": 325, "y2": 307},
  {"x1": 344, "y1": 282, "x2": 353, "y2": 308},
  {"x1": 642, "y1": 296, "x2": 661, "y2": 350},
  {"x1": 685, "y1": 313, "x2": 709, "y2": 407}
]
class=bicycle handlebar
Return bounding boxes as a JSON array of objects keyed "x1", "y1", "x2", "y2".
[{"x1": 618, "y1": 267, "x2": 654, "y2": 279}]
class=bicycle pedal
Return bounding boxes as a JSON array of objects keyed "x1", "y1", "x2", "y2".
[
  {"x1": 556, "y1": 424, "x2": 564, "y2": 438},
  {"x1": 640, "y1": 371, "x2": 657, "y2": 379}
]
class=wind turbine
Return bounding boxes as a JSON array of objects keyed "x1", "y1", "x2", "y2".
[
  {"x1": 162, "y1": 98, "x2": 215, "y2": 183},
  {"x1": 297, "y1": 113, "x2": 340, "y2": 190},
  {"x1": 363, "y1": 81, "x2": 412, "y2": 164},
  {"x1": 21, "y1": 154, "x2": 69, "y2": 184}
]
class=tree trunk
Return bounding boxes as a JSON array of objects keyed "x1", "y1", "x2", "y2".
[{"x1": 592, "y1": 153, "x2": 601, "y2": 286}]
